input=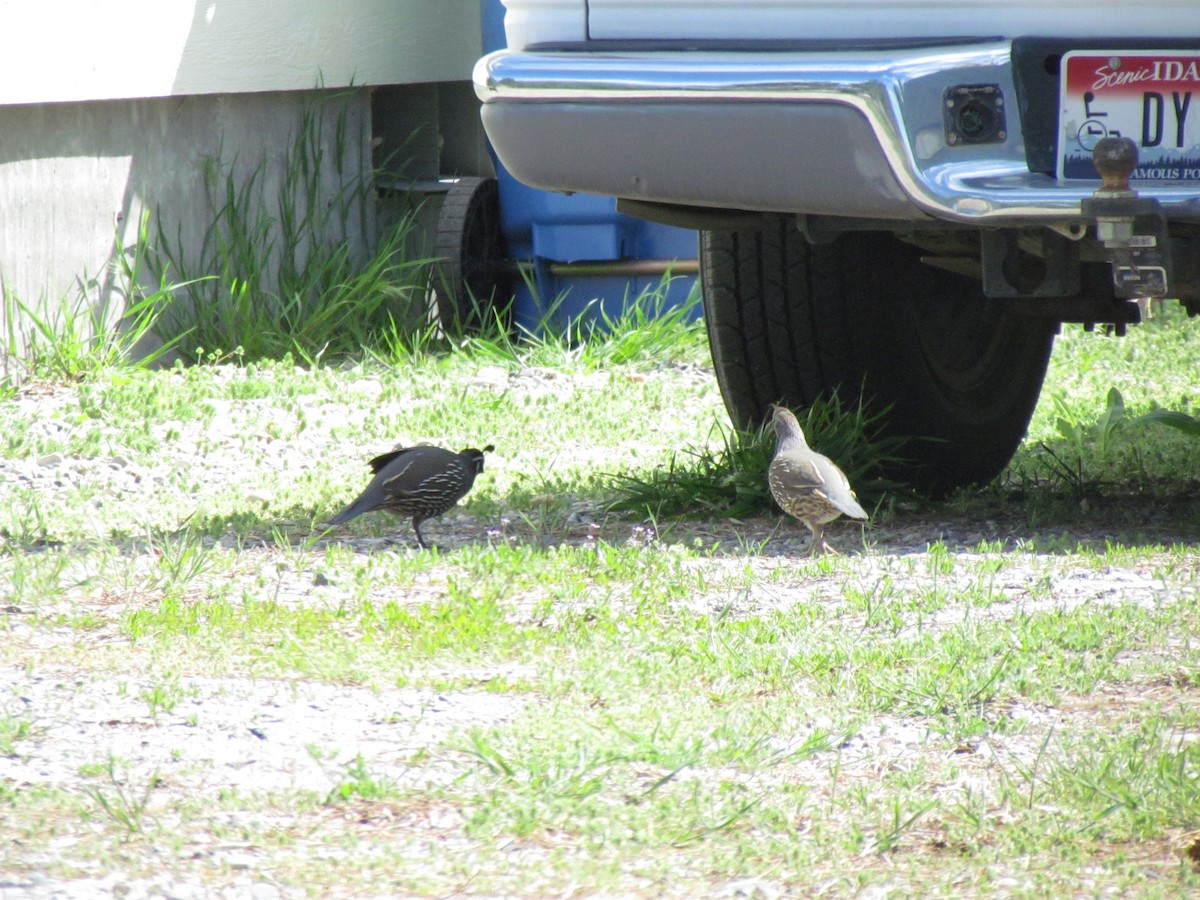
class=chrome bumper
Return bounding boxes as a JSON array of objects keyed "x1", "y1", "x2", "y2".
[{"x1": 474, "y1": 44, "x2": 1200, "y2": 224}]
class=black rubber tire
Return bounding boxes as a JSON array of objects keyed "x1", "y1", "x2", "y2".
[
  {"x1": 701, "y1": 219, "x2": 1057, "y2": 492},
  {"x1": 432, "y1": 177, "x2": 511, "y2": 332}
]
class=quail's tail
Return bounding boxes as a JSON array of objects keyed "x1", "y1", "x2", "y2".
[
  {"x1": 837, "y1": 496, "x2": 870, "y2": 521},
  {"x1": 323, "y1": 491, "x2": 378, "y2": 528}
]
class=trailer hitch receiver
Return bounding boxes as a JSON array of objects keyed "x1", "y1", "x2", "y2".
[{"x1": 1079, "y1": 137, "x2": 1170, "y2": 301}]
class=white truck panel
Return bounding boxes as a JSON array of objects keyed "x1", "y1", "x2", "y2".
[
  {"x1": 585, "y1": 0, "x2": 1200, "y2": 41},
  {"x1": 503, "y1": 0, "x2": 587, "y2": 50}
]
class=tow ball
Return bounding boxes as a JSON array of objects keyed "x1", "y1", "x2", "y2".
[{"x1": 1079, "y1": 137, "x2": 1171, "y2": 302}]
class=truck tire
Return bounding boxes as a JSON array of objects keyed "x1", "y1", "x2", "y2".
[{"x1": 700, "y1": 220, "x2": 1056, "y2": 492}]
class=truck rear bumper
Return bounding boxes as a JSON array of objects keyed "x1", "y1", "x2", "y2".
[{"x1": 474, "y1": 43, "x2": 1200, "y2": 224}]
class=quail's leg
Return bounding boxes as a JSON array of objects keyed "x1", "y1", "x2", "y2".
[
  {"x1": 806, "y1": 522, "x2": 835, "y2": 557},
  {"x1": 411, "y1": 518, "x2": 429, "y2": 550}
]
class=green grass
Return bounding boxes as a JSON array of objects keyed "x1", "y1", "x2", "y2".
[{"x1": 1, "y1": 285, "x2": 1200, "y2": 895}]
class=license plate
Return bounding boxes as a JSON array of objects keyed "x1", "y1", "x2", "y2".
[{"x1": 1058, "y1": 51, "x2": 1200, "y2": 181}]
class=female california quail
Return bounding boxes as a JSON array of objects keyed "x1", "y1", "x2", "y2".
[
  {"x1": 767, "y1": 404, "x2": 867, "y2": 556},
  {"x1": 325, "y1": 443, "x2": 494, "y2": 548}
]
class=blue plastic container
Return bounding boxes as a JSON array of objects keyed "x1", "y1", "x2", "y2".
[{"x1": 480, "y1": 1, "x2": 699, "y2": 334}]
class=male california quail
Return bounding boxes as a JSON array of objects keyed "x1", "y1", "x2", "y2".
[
  {"x1": 767, "y1": 404, "x2": 867, "y2": 556},
  {"x1": 325, "y1": 443, "x2": 494, "y2": 548}
]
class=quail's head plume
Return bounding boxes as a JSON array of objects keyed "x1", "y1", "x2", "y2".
[
  {"x1": 325, "y1": 443, "x2": 494, "y2": 549},
  {"x1": 767, "y1": 404, "x2": 867, "y2": 556}
]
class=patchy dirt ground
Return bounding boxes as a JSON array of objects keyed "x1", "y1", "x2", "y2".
[{"x1": 4, "y1": 511, "x2": 1199, "y2": 893}]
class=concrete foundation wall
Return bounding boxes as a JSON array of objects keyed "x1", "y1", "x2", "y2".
[{"x1": 0, "y1": 1, "x2": 491, "y2": 374}]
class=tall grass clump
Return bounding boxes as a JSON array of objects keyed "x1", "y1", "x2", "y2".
[
  {"x1": 449, "y1": 272, "x2": 708, "y2": 372},
  {"x1": 3, "y1": 210, "x2": 203, "y2": 386},
  {"x1": 564, "y1": 275, "x2": 705, "y2": 368},
  {"x1": 608, "y1": 391, "x2": 911, "y2": 519},
  {"x1": 149, "y1": 93, "x2": 434, "y2": 363},
  {"x1": 1004, "y1": 303, "x2": 1200, "y2": 501}
]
